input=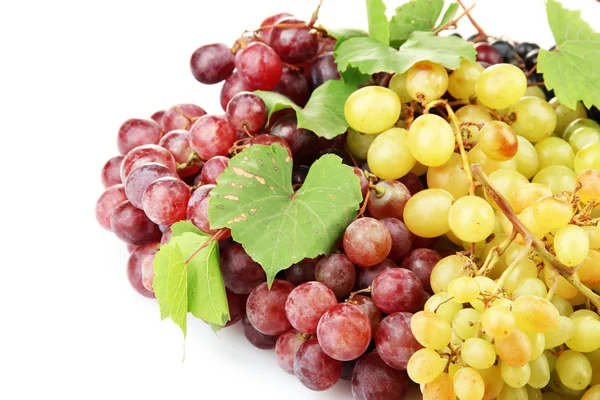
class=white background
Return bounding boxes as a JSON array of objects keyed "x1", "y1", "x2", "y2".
[{"x1": 1, "y1": 0, "x2": 599, "y2": 399}]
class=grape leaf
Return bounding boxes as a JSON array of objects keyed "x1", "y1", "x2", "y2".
[
  {"x1": 389, "y1": 0, "x2": 444, "y2": 47},
  {"x1": 170, "y1": 220, "x2": 207, "y2": 237},
  {"x1": 366, "y1": 0, "x2": 389, "y2": 45},
  {"x1": 166, "y1": 245, "x2": 187, "y2": 336},
  {"x1": 323, "y1": 27, "x2": 368, "y2": 49},
  {"x1": 335, "y1": 31, "x2": 476, "y2": 76},
  {"x1": 340, "y1": 67, "x2": 372, "y2": 87},
  {"x1": 208, "y1": 144, "x2": 362, "y2": 285},
  {"x1": 255, "y1": 80, "x2": 357, "y2": 139},
  {"x1": 435, "y1": 3, "x2": 459, "y2": 31},
  {"x1": 537, "y1": 0, "x2": 600, "y2": 110}
]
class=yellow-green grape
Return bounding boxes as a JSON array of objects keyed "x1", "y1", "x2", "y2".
[
  {"x1": 504, "y1": 242, "x2": 526, "y2": 265},
  {"x1": 500, "y1": 361, "x2": 531, "y2": 388},
  {"x1": 543, "y1": 267, "x2": 579, "y2": 300},
  {"x1": 425, "y1": 292, "x2": 463, "y2": 323},
  {"x1": 469, "y1": 144, "x2": 518, "y2": 175},
  {"x1": 454, "y1": 367, "x2": 486, "y2": 400},
  {"x1": 498, "y1": 385, "x2": 528, "y2": 400},
  {"x1": 554, "y1": 225, "x2": 589, "y2": 267},
  {"x1": 448, "y1": 362, "x2": 461, "y2": 379},
  {"x1": 478, "y1": 121, "x2": 519, "y2": 161},
  {"x1": 582, "y1": 225, "x2": 600, "y2": 250},
  {"x1": 512, "y1": 183, "x2": 553, "y2": 214},
  {"x1": 430, "y1": 255, "x2": 467, "y2": 293},
  {"x1": 407, "y1": 348, "x2": 446, "y2": 384},
  {"x1": 549, "y1": 98, "x2": 588, "y2": 136},
  {"x1": 344, "y1": 86, "x2": 401, "y2": 134},
  {"x1": 583, "y1": 385, "x2": 600, "y2": 400},
  {"x1": 346, "y1": 129, "x2": 378, "y2": 160},
  {"x1": 452, "y1": 308, "x2": 482, "y2": 340},
  {"x1": 526, "y1": 332, "x2": 546, "y2": 360},
  {"x1": 569, "y1": 127, "x2": 600, "y2": 153},
  {"x1": 546, "y1": 351, "x2": 558, "y2": 372},
  {"x1": 524, "y1": 85, "x2": 547, "y2": 100},
  {"x1": 405, "y1": 60, "x2": 449, "y2": 102},
  {"x1": 526, "y1": 386, "x2": 543, "y2": 400},
  {"x1": 448, "y1": 276, "x2": 480, "y2": 303},
  {"x1": 548, "y1": 370, "x2": 588, "y2": 398},
  {"x1": 515, "y1": 136, "x2": 540, "y2": 179},
  {"x1": 403, "y1": 189, "x2": 454, "y2": 238},
  {"x1": 455, "y1": 104, "x2": 493, "y2": 141},
  {"x1": 461, "y1": 337, "x2": 496, "y2": 369},
  {"x1": 533, "y1": 196, "x2": 573, "y2": 231},
  {"x1": 367, "y1": 127, "x2": 416, "y2": 179},
  {"x1": 518, "y1": 206, "x2": 549, "y2": 238},
  {"x1": 564, "y1": 118, "x2": 600, "y2": 141},
  {"x1": 388, "y1": 72, "x2": 413, "y2": 103},
  {"x1": 570, "y1": 309, "x2": 600, "y2": 321},
  {"x1": 485, "y1": 169, "x2": 529, "y2": 210},
  {"x1": 544, "y1": 316, "x2": 576, "y2": 349},
  {"x1": 509, "y1": 96, "x2": 557, "y2": 142},
  {"x1": 504, "y1": 258, "x2": 538, "y2": 294},
  {"x1": 408, "y1": 114, "x2": 456, "y2": 167},
  {"x1": 533, "y1": 165, "x2": 577, "y2": 195},
  {"x1": 482, "y1": 305, "x2": 515, "y2": 340},
  {"x1": 448, "y1": 196, "x2": 495, "y2": 243},
  {"x1": 424, "y1": 372, "x2": 456, "y2": 400},
  {"x1": 426, "y1": 153, "x2": 471, "y2": 199},
  {"x1": 528, "y1": 353, "x2": 551, "y2": 388},
  {"x1": 549, "y1": 295, "x2": 574, "y2": 316},
  {"x1": 512, "y1": 295, "x2": 560, "y2": 333},
  {"x1": 586, "y1": 349, "x2": 600, "y2": 386},
  {"x1": 576, "y1": 168, "x2": 600, "y2": 204},
  {"x1": 556, "y1": 350, "x2": 593, "y2": 391},
  {"x1": 478, "y1": 366, "x2": 505, "y2": 400},
  {"x1": 476, "y1": 64, "x2": 527, "y2": 109},
  {"x1": 448, "y1": 59, "x2": 484, "y2": 100},
  {"x1": 410, "y1": 160, "x2": 428, "y2": 176},
  {"x1": 534, "y1": 137, "x2": 575, "y2": 170},
  {"x1": 574, "y1": 143, "x2": 600, "y2": 174},
  {"x1": 566, "y1": 316, "x2": 600, "y2": 353},
  {"x1": 577, "y1": 250, "x2": 600, "y2": 285},
  {"x1": 471, "y1": 276, "x2": 496, "y2": 311},
  {"x1": 495, "y1": 330, "x2": 533, "y2": 367},
  {"x1": 513, "y1": 278, "x2": 547, "y2": 298},
  {"x1": 411, "y1": 311, "x2": 453, "y2": 350}
]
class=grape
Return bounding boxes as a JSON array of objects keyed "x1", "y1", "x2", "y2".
[
  {"x1": 403, "y1": 188, "x2": 455, "y2": 238},
  {"x1": 150, "y1": 110, "x2": 165, "y2": 125},
  {"x1": 408, "y1": 114, "x2": 455, "y2": 167},
  {"x1": 566, "y1": 315, "x2": 600, "y2": 352},
  {"x1": 294, "y1": 338, "x2": 342, "y2": 391},
  {"x1": 224, "y1": 290, "x2": 246, "y2": 327},
  {"x1": 476, "y1": 42, "x2": 504, "y2": 65},
  {"x1": 554, "y1": 225, "x2": 589, "y2": 267},
  {"x1": 575, "y1": 143, "x2": 600, "y2": 174},
  {"x1": 101, "y1": 156, "x2": 124, "y2": 188},
  {"x1": 315, "y1": 254, "x2": 356, "y2": 298},
  {"x1": 410, "y1": 311, "x2": 452, "y2": 350},
  {"x1": 577, "y1": 168, "x2": 600, "y2": 204},
  {"x1": 268, "y1": 18, "x2": 318, "y2": 64},
  {"x1": 427, "y1": 153, "x2": 471, "y2": 199},
  {"x1": 481, "y1": 305, "x2": 515, "y2": 341},
  {"x1": 120, "y1": 144, "x2": 177, "y2": 182},
  {"x1": 549, "y1": 98, "x2": 587, "y2": 135},
  {"x1": 142, "y1": 177, "x2": 190, "y2": 225},
  {"x1": 317, "y1": 303, "x2": 371, "y2": 361},
  {"x1": 407, "y1": 348, "x2": 445, "y2": 384},
  {"x1": 405, "y1": 60, "x2": 449, "y2": 102},
  {"x1": 388, "y1": 73, "x2": 412, "y2": 103},
  {"x1": 234, "y1": 42, "x2": 282, "y2": 90},
  {"x1": 529, "y1": 353, "x2": 551, "y2": 388},
  {"x1": 513, "y1": 136, "x2": 540, "y2": 179},
  {"x1": 367, "y1": 180, "x2": 411, "y2": 220},
  {"x1": 343, "y1": 217, "x2": 392, "y2": 267},
  {"x1": 190, "y1": 43, "x2": 234, "y2": 84},
  {"x1": 161, "y1": 104, "x2": 206, "y2": 133},
  {"x1": 479, "y1": 121, "x2": 518, "y2": 161},
  {"x1": 398, "y1": 173, "x2": 423, "y2": 195},
  {"x1": 246, "y1": 280, "x2": 294, "y2": 335},
  {"x1": 423, "y1": 373, "x2": 456, "y2": 399},
  {"x1": 469, "y1": 143, "x2": 518, "y2": 175},
  {"x1": 354, "y1": 258, "x2": 396, "y2": 290},
  {"x1": 117, "y1": 118, "x2": 162, "y2": 155},
  {"x1": 127, "y1": 242, "x2": 159, "y2": 298},
  {"x1": 544, "y1": 316, "x2": 575, "y2": 349},
  {"x1": 187, "y1": 184, "x2": 216, "y2": 234},
  {"x1": 524, "y1": 85, "x2": 547, "y2": 100},
  {"x1": 124, "y1": 163, "x2": 177, "y2": 209},
  {"x1": 375, "y1": 312, "x2": 422, "y2": 370},
  {"x1": 352, "y1": 295, "x2": 383, "y2": 338},
  {"x1": 500, "y1": 361, "x2": 531, "y2": 389},
  {"x1": 269, "y1": 114, "x2": 318, "y2": 160},
  {"x1": 424, "y1": 292, "x2": 463, "y2": 324},
  {"x1": 569, "y1": 127, "x2": 600, "y2": 153},
  {"x1": 448, "y1": 59, "x2": 484, "y2": 100},
  {"x1": 512, "y1": 183, "x2": 552, "y2": 214},
  {"x1": 448, "y1": 276, "x2": 480, "y2": 303},
  {"x1": 454, "y1": 367, "x2": 486, "y2": 400},
  {"x1": 189, "y1": 115, "x2": 237, "y2": 161},
  {"x1": 379, "y1": 218, "x2": 412, "y2": 262},
  {"x1": 570, "y1": 309, "x2": 600, "y2": 321},
  {"x1": 492, "y1": 40, "x2": 516, "y2": 61},
  {"x1": 219, "y1": 243, "x2": 266, "y2": 294},
  {"x1": 284, "y1": 281, "x2": 336, "y2": 334},
  {"x1": 309, "y1": 52, "x2": 340, "y2": 88},
  {"x1": 532, "y1": 165, "x2": 577, "y2": 194},
  {"x1": 496, "y1": 329, "x2": 532, "y2": 367},
  {"x1": 430, "y1": 255, "x2": 467, "y2": 293},
  {"x1": 111, "y1": 200, "x2": 162, "y2": 245},
  {"x1": 351, "y1": 352, "x2": 409, "y2": 400},
  {"x1": 367, "y1": 128, "x2": 415, "y2": 179},
  {"x1": 583, "y1": 385, "x2": 600, "y2": 400},
  {"x1": 508, "y1": 96, "x2": 557, "y2": 142},
  {"x1": 533, "y1": 137, "x2": 575, "y2": 171},
  {"x1": 513, "y1": 278, "x2": 548, "y2": 298},
  {"x1": 346, "y1": 130, "x2": 378, "y2": 160},
  {"x1": 352, "y1": 167, "x2": 369, "y2": 199},
  {"x1": 452, "y1": 308, "x2": 481, "y2": 340},
  {"x1": 511, "y1": 295, "x2": 560, "y2": 333},
  {"x1": 158, "y1": 130, "x2": 201, "y2": 178},
  {"x1": 401, "y1": 249, "x2": 440, "y2": 292},
  {"x1": 515, "y1": 42, "x2": 539, "y2": 59},
  {"x1": 220, "y1": 72, "x2": 255, "y2": 110},
  {"x1": 224, "y1": 92, "x2": 268, "y2": 134},
  {"x1": 141, "y1": 253, "x2": 155, "y2": 292},
  {"x1": 95, "y1": 184, "x2": 128, "y2": 231},
  {"x1": 498, "y1": 385, "x2": 528, "y2": 400},
  {"x1": 274, "y1": 329, "x2": 304, "y2": 374},
  {"x1": 550, "y1": 296, "x2": 574, "y2": 317},
  {"x1": 198, "y1": 156, "x2": 229, "y2": 185},
  {"x1": 578, "y1": 250, "x2": 600, "y2": 285},
  {"x1": 241, "y1": 314, "x2": 278, "y2": 349},
  {"x1": 248, "y1": 134, "x2": 293, "y2": 157},
  {"x1": 344, "y1": 86, "x2": 401, "y2": 134},
  {"x1": 556, "y1": 350, "x2": 593, "y2": 391},
  {"x1": 448, "y1": 195, "x2": 495, "y2": 243},
  {"x1": 461, "y1": 337, "x2": 496, "y2": 369},
  {"x1": 477, "y1": 365, "x2": 505, "y2": 400},
  {"x1": 476, "y1": 64, "x2": 527, "y2": 109},
  {"x1": 564, "y1": 118, "x2": 600, "y2": 140},
  {"x1": 284, "y1": 258, "x2": 317, "y2": 285},
  {"x1": 371, "y1": 268, "x2": 424, "y2": 314},
  {"x1": 257, "y1": 12, "x2": 294, "y2": 42},
  {"x1": 455, "y1": 104, "x2": 493, "y2": 142},
  {"x1": 272, "y1": 68, "x2": 311, "y2": 107}
]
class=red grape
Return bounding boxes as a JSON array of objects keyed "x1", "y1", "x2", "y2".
[
  {"x1": 220, "y1": 72, "x2": 255, "y2": 110},
  {"x1": 367, "y1": 180, "x2": 411, "y2": 220},
  {"x1": 275, "y1": 329, "x2": 305, "y2": 374},
  {"x1": 117, "y1": 118, "x2": 162, "y2": 155},
  {"x1": 315, "y1": 254, "x2": 356, "y2": 298},
  {"x1": 219, "y1": 243, "x2": 266, "y2": 294},
  {"x1": 160, "y1": 225, "x2": 172, "y2": 246},
  {"x1": 141, "y1": 254, "x2": 155, "y2": 292},
  {"x1": 199, "y1": 156, "x2": 229, "y2": 185},
  {"x1": 127, "y1": 244, "x2": 139, "y2": 253},
  {"x1": 95, "y1": 184, "x2": 127, "y2": 231},
  {"x1": 111, "y1": 200, "x2": 162, "y2": 245},
  {"x1": 379, "y1": 218, "x2": 413, "y2": 262},
  {"x1": 294, "y1": 338, "x2": 342, "y2": 391},
  {"x1": 375, "y1": 312, "x2": 422, "y2": 370},
  {"x1": 120, "y1": 144, "x2": 177, "y2": 182},
  {"x1": 343, "y1": 218, "x2": 392, "y2": 267},
  {"x1": 127, "y1": 242, "x2": 160, "y2": 298},
  {"x1": 269, "y1": 115, "x2": 318, "y2": 160},
  {"x1": 351, "y1": 352, "x2": 409, "y2": 400},
  {"x1": 150, "y1": 110, "x2": 165, "y2": 126},
  {"x1": 190, "y1": 43, "x2": 235, "y2": 84},
  {"x1": 235, "y1": 42, "x2": 283, "y2": 90},
  {"x1": 412, "y1": 235, "x2": 438, "y2": 249},
  {"x1": 284, "y1": 258, "x2": 317, "y2": 285},
  {"x1": 224, "y1": 290, "x2": 247, "y2": 327},
  {"x1": 101, "y1": 156, "x2": 124, "y2": 188},
  {"x1": 354, "y1": 259, "x2": 397, "y2": 290},
  {"x1": 309, "y1": 52, "x2": 340, "y2": 88},
  {"x1": 371, "y1": 268, "x2": 424, "y2": 314},
  {"x1": 257, "y1": 12, "x2": 294, "y2": 42},
  {"x1": 285, "y1": 281, "x2": 337, "y2": 334},
  {"x1": 158, "y1": 129, "x2": 201, "y2": 178},
  {"x1": 187, "y1": 184, "x2": 230, "y2": 238},
  {"x1": 317, "y1": 303, "x2": 371, "y2": 361},
  {"x1": 353, "y1": 167, "x2": 369, "y2": 199},
  {"x1": 269, "y1": 18, "x2": 318, "y2": 64},
  {"x1": 242, "y1": 314, "x2": 278, "y2": 349},
  {"x1": 142, "y1": 177, "x2": 190, "y2": 225},
  {"x1": 246, "y1": 280, "x2": 294, "y2": 335},
  {"x1": 352, "y1": 295, "x2": 383, "y2": 338},
  {"x1": 401, "y1": 248, "x2": 442, "y2": 293},
  {"x1": 226, "y1": 92, "x2": 267, "y2": 134},
  {"x1": 189, "y1": 115, "x2": 237, "y2": 160},
  {"x1": 272, "y1": 68, "x2": 311, "y2": 107},
  {"x1": 124, "y1": 163, "x2": 177, "y2": 209},
  {"x1": 475, "y1": 42, "x2": 504, "y2": 65},
  {"x1": 161, "y1": 103, "x2": 207, "y2": 132},
  {"x1": 398, "y1": 173, "x2": 423, "y2": 195}
]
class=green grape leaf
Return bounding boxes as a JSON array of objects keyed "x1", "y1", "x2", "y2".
[
  {"x1": 388, "y1": 0, "x2": 444, "y2": 47},
  {"x1": 169, "y1": 220, "x2": 208, "y2": 238},
  {"x1": 208, "y1": 144, "x2": 362, "y2": 285},
  {"x1": 537, "y1": 0, "x2": 600, "y2": 110},
  {"x1": 323, "y1": 27, "x2": 369, "y2": 49},
  {"x1": 340, "y1": 66, "x2": 372, "y2": 87},
  {"x1": 435, "y1": 3, "x2": 459, "y2": 31},
  {"x1": 335, "y1": 31, "x2": 476, "y2": 76},
  {"x1": 165, "y1": 245, "x2": 187, "y2": 336},
  {"x1": 366, "y1": 0, "x2": 389, "y2": 45},
  {"x1": 255, "y1": 80, "x2": 357, "y2": 139}
]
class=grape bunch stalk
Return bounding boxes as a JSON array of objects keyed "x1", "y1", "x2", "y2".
[{"x1": 95, "y1": 0, "x2": 600, "y2": 398}]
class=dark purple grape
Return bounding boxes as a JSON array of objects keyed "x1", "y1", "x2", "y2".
[
  {"x1": 284, "y1": 258, "x2": 317, "y2": 285},
  {"x1": 317, "y1": 303, "x2": 371, "y2": 361},
  {"x1": 124, "y1": 163, "x2": 177, "y2": 209},
  {"x1": 226, "y1": 92, "x2": 267, "y2": 133},
  {"x1": 161, "y1": 104, "x2": 206, "y2": 133},
  {"x1": 371, "y1": 268, "x2": 424, "y2": 314},
  {"x1": 127, "y1": 242, "x2": 160, "y2": 298},
  {"x1": 269, "y1": 115, "x2": 318, "y2": 160},
  {"x1": 158, "y1": 129, "x2": 201, "y2": 178},
  {"x1": 199, "y1": 156, "x2": 229, "y2": 185},
  {"x1": 294, "y1": 338, "x2": 342, "y2": 391},
  {"x1": 269, "y1": 18, "x2": 318, "y2": 64},
  {"x1": 379, "y1": 218, "x2": 412, "y2": 262},
  {"x1": 285, "y1": 281, "x2": 337, "y2": 334},
  {"x1": 275, "y1": 329, "x2": 305, "y2": 374},
  {"x1": 475, "y1": 43, "x2": 504, "y2": 65},
  {"x1": 249, "y1": 134, "x2": 293, "y2": 157},
  {"x1": 120, "y1": 144, "x2": 177, "y2": 182},
  {"x1": 117, "y1": 119, "x2": 162, "y2": 155},
  {"x1": 375, "y1": 312, "x2": 422, "y2": 370},
  {"x1": 95, "y1": 184, "x2": 127, "y2": 231},
  {"x1": 242, "y1": 314, "x2": 279, "y2": 349},
  {"x1": 224, "y1": 291, "x2": 247, "y2": 327},
  {"x1": 142, "y1": 177, "x2": 190, "y2": 225},
  {"x1": 401, "y1": 248, "x2": 442, "y2": 293},
  {"x1": 150, "y1": 110, "x2": 165, "y2": 126},
  {"x1": 353, "y1": 167, "x2": 369, "y2": 199},
  {"x1": 315, "y1": 254, "x2": 356, "y2": 298},
  {"x1": 272, "y1": 68, "x2": 311, "y2": 107},
  {"x1": 309, "y1": 52, "x2": 340, "y2": 88},
  {"x1": 235, "y1": 42, "x2": 283, "y2": 90},
  {"x1": 292, "y1": 165, "x2": 310, "y2": 185},
  {"x1": 491, "y1": 40, "x2": 516, "y2": 63},
  {"x1": 101, "y1": 156, "x2": 124, "y2": 188},
  {"x1": 246, "y1": 280, "x2": 295, "y2": 335},
  {"x1": 257, "y1": 12, "x2": 294, "y2": 42},
  {"x1": 343, "y1": 218, "x2": 392, "y2": 267},
  {"x1": 515, "y1": 42, "x2": 539, "y2": 59},
  {"x1": 351, "y1": 352, "x2": 409, "y2": 399},
  {"x1": 190, "y1": 43, "x2": 235, "y2": 84},
  {"x1": 352, "y1": 295, "x2": 383, "y2": 339},
  {"x1": 398, "y1": 173, "x2": 423, "y2": 195},
  {"x1": 355, "y1": 259, "x2": 397, "y2": 290},
  {"x1": 111, "y1": 200, "x2": 162, "y2": 245},
  {"x1": 412, "y1": 235, "x2": 438, "y2": 249},
  {"x1": 219, "y1": 243, "x2": 266, "y2": 294},
  {"x1": 524, "y1": 48, "x2": 539, "y2": 71},
  {"x1": 367, "y1": 180, "x2": 411, "y2": 220},
  {"x1": 189, "y1": 115, "x2": 237, "y2": 160},
  {"x1": 220, "y1": 72, "x2": 256, "y2": 110}
]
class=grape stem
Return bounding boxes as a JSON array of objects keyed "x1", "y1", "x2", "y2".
[
  {"x1": 347, "y1": 287, "x2": 371, "y2": 301},
  {"x1": 528, "y1": 81, "x2": 546, "y2": 87},
  {"x1": 185, "y1": 229, "x2": 228, "y2": 264},
  {"x1": 476, "y1": 230, "x2": 517, "y2": 276},
  {"x1": 308, "y1": 0, "x2": 324, "y2": 29},
  {"x1": 434, "y1": 2, "x2": 476, "y2": 34},
  {"x1": 355, "y1": 188, "x2": 371, "y2": 220},
  {"x1": 456, "y1": 0, "x2": 488, "y2": 41},
  {"x1": 177, "y1": 151, "x2": 203, "y2": 171}
]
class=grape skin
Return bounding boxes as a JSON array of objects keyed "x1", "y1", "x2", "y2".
[
  {"x1": 220, "y1": 72, "x2": 256, "y2": 110},
  {"x1": 190, "y1": 43, "x2": 235, "y2": 85},
  {"x1": 372, "y1": 268, "x2": 424, "y2": 315},
  {"x1": 403, "y1": 188, "x2": 455, "y2": 238},
  {"x1": 142, "y1": 177, "x2": 190, "y2": 225},
  {"x1": 161, "y1": 103, "x2": 206, "y2": 132},
  {"x1": 353, "y1": 295, "x2": 383, "y2": 338},
  {"x1": 309, "y1": 52, "x2": 341, "y2": 88},
  {"x1": 275, "y1": 329, "x2": 304, "y2": 374},
  {"x1": 268, "y1": 18, "x2": 318, "y2": 64},
  {"x1": 345, "y1": 86, "x2": 401, "y2": 134},
  {"x1": 189, "y1": 115, "x2": 237, "y2": 161},
  {"x1": 120, "y1": 144, "x2": 177, "y2": 182},
  {"x1": 375, "y1": 312, "x2": 422, "y2": 370},
  {"x1": 405, "y1": 60, "x2": 449, "y2": 102},
  {"x1": 343, "y1": 217, "x2": 392, "y2": 267},
  {"x1": 219, "y1": 243, "x2": 266, "y2": 294},
  {"x1": 110, "y1": 200, "x2": 162, "y2": 245},
  {"x1": 351, "y1": 352, "x2": 409, "y2": 400},
  {"x1": 285, "y1": 281, "x2": 337, "y2": 334},
  {"x1": 379, "y1": 218, "x2": 413, "y2": 262},
  {"x1": 284, "y1": 258, "x2": 317, "y2": 286},
  {"x1": 401, "y1": 248, "x2": 441, "y2": 293},
  {"x1": 225, "y1": 92, "x2": 267, "y2": 134},
  {"x1": 367, "y1": 180, "x2": 411, "y2": 220},
  {"x1": 354, "y1": 259, "x2": 396, "y2": 290},
  {"x1": 158, "y1": 130, "x2": 201, "y2": 178},
  {"x1": 241, "y1": 314, "x2": 278, "y2": 349},
  {"x1": 246, "y1": 280, "x2": 294, "y2": 335},
  {"x1": 367, "y1": 128, "x2": 416, "y2": 180},
  {"x1": 235, "y1": 42, "x2": 283, "y2": 90},
  {"x1": 272, "y1": 68, "x2": 311, "y2": 107},
  {"x1": 95, "y1": 184, "x2": 128, "y2": 231},
  {"x1": 101, "y1": 156, "x2": 124, "y2": 188},
  {"x1": 317, "y1": 303, "x2": 371, "y2": 361},
  {"x1": 199, "y1": 156, "x2": 229, "y2": 185},
  {"x1": 127, "y1": 242, "x2": 160, "y2": 298},
  {"x1": 124, "y1": 163, "x2": 177, "y2": 209},
  {"x1": 294, "y1": 338, "x2": 342, "y2": 391},
  {"x1": 315, "y1": 254, "x2": 356, "y2": 298},
  {"x1": 117, "y1": 118, "x2": 162, "y2": 155}
]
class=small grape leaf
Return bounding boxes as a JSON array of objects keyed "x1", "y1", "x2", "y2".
[
  {"x1": 340, "y1": 66, "x2": 372, "y2": 87},
  {"x1": 208, "y1": 144, "x2": 362, "y2": 285},
  {"x1": 366, "y1": 0, "x2": 389, "y2": 45},
  {"x1": 389, "y1": 0, "x2": 444, "y2": 47},
  {"x1": 435, "y1": 3, "x2": 459, "y2": 32},
  {"x1": 537, "y1": 0, "x2": 600, "y2": 110},
  {"x1": 335, "y1": 31, "x2": 476, "y2": 76},
  {"x1": 323, "y1": 27, "x2": 369, "y2": 49},
  {"x1": 169, "y1": 220, "x2": 207, "y2": 237},
  {"x1": 255, "y1": 80, "x2": 358, "y2": 139}
]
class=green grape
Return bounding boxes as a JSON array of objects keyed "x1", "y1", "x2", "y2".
[
  {"x1": 543, "y1": 267, "x2": 579, "y2": 300},
  {"x1": 509, "y1": 96, "x2": 557, "y2": 142},
  {"x1": 546, "y1": 351, "x2": 558, "y2": 372},
  {"x1": 427, "y1": 153, "x2": 471, "y2": 199},
  {"x1": 526, "y1": 386, "x2": 543, "y2": 400},
  {"x1": 576, "y1": 168, "x2": 600, "y2": 204},
  {"x1": 535, "y1": 137, "x2": 575, "y2": 170},
  {"x1": 528, "y1": 353, "x2": 551, "y2": 388},
  {"x1": 469, "y1": 144, "x2": 518, "y2": 175},
  {"x1": 556, "y1": 350, "x2": 593, "y2": 391},
  {"x1": 524, "y1": 85, "x2": 547, "y2": 100},
  {"x1": 482, "y1": 305, "x2": 515, "y2": 340},
  {"x1": 478, "y1": 365, "x2": 505, "y2": 400},
  {"x1": 388, "y1": 72, "x2": 413, "y2": 103},
  {"x1": 403, "y1": 188, "x2": 454, "y2": 238},
  {"x1": 515, "y1": 136, "x2": 540, "y2": 179},
  {"x1": 564, "y1": 118, "x2": 600, "y2": 141},
  {"x1": 478, "y1": 121, "x2": 519, "y2": 161},
  {"x1": 452, "y1": 308, "x2": 482, "y2": 340},
  {"x1": 448, "y1": 59, "x2": 484, "y2": 100},
  {"x1": 513, "y1": 183, "x2": 553, "y2": 214},
  {"x1": 578, "y1": 249, "x2": 600, "y2": 285},
  {"x1": 585, "y1": 349, "x2": 600, "y2": 386},
  {"x1": 500, "y1": 361, "x2": 531, "y2": 388},
  {"x1": 344, "y1": 86, "x2": 401, "y2": 134},
  {"x1": 448, "y1": 196, "x2": 495, "y2": 243},
  {"x1": 513, "y1": 278, "x2": 547, "y2": 299},
  {"x1": 549, "y1": 296, "x2": 574, "y2": 317},
  {"x1": 496, "y1": 329, "x2": 533, "y2": 367},
  {"x1": 454, "y1": 367, "x2": 486, "y2": 400},
  {"x1": 470, "y1": 276, "x2": 496, "y2": 311},
  {"x1": 549, "y1": 98, "x2": 588, "y2": 136},
  {"x1": 518, "y1": 206, "x2": 550, "y2": 238},
  {"x1": 574, "y1": 143, "x2": 600, "y2": 174},
  {"x1": 430, "y1": 255, "x2": 467, "y2": 293},
  {"x1": 554, "y1": 224, "x2": 589, "y2": 267},
  {"x1": 583, "y1": 385, "x2": 600, "y2": 400},
  {"x1": 569, "y1": 127, "x2": 600, "y2": 153},
  {"x1": 504, "y1": 258, "x2": 538, "y2": 294},
  {"x1": 424, "y1": 373, "x2": 456, "y2": 399},
  {"x1": 485, "y1": 169, "x2": 529, "y2": 210},
  {"x1": 448, "y1": 361, "x2": 461, "y2": 378},
  {"x1": 476, "y1": 64, "x2": 527, "y2": 109},
  {"x1": 548, "y1": 370, "x2": 588, "y2": 397},
  {"x1": 448, "y1": 276, "x2": 480, "y2": 304},
  {"x1": 570, "y1": 309, "x2": 600, "y2": 321},
  {"x1": 367, "y1": 127, "x2": 416, "y2": 179},
  {"x1": 498, "y1": 385, "x2": 528, "y2": 400},
  {"x1": 526, "y1": 332, "x2": 546, "y2": 360},
  {"x1": 425, "y1": 292, "x2": 463, "y2": 323},
  {"x1": 533, "y1": 165, "x2": 577, "y2": 195},
  {"x1": 407, "y1": 348, "x2": 446, "y2": 384},
  {"x1": 533, "y1": 196, "x2": 573, "y2": 231},
  {"x1": 566, "y1": 316, "x2": 600, "y2": 352},
  {"x1": 455, "y1": 104, "x2": 493, "y2": 141},
  {"x1": 543, "y1": 316, "x2": 575, "y2": 349},
  {"x1": 462, "y1": 337, "x2": 496, "y2": 369},
  {"x1": 405, "y1": 60, "x2": 449, "y2": 102},
  {"x1": 512, "y1": 295, "x2": 560, "y2": 333},
  {"x1": 346, "y1": 129, "x2": 378, "y2": 160},
  {"x1": 411, "y1": 311, "x2": 453, "y2": 350},
  {"x1": 408, "y1": 114, "x2": 456, "y2": 167}
]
